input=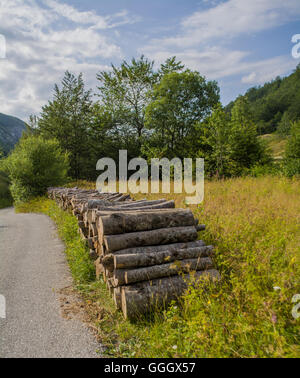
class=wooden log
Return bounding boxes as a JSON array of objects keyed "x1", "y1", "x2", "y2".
[
  {"x1": 117, "y1": 199, "x2": 168, "y2": 208},
  {"x1": 87, "y1": 237, "x2": 96, "y2": 249},
  {"x1": 111, "y1": 240, "x2": 206, "y2": 256},
  {"x1": 79, "y1": 227, "x2": 88, "y2": 239},
  {"x1": 114, "y1": 194, "x2": 131, "y2": 202},
  {"x1": 102, "y1": 243, "x2": 209, "y2": 271},
  {"x1": 196, "y1": 224, "x2": 206, "y2": 232},
  {"x1": 121, "y1": 269, "x2": 221, "y2": 320},
  {"x1": 114, "y1": 257, "x2": 213, "y2": 286},
  {"x1": 89, "y1": 249, "x2": 98, "y2": 261},
  {"x1": 113, "y1": 246, "x2": 214, "y2": 270},
  {"x1": 113, "y1": 287, "x2": 122, "y2": 310},
  {"x1": 95, "y1": 258, "x2": 104, "y2": 279},
  {"x1": 98, "y1": 209, "x2": 195, "y2": 236},
  {"x1": 94, "y1": 201, "x2": 175, "y2": 213},
  {"x1": 104, "y1": 226, "x2": 198, "y2": 253},
  {"x1": 89, "y1": 223, "x2": 98, "y2": 237}
]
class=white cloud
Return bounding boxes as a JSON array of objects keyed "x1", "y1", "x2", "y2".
[
  {"x1": 142, "y1": 45, "x2": 296, "y2": 84},
  {"x1": 0, "y1": 0, "x2": 136, "y2": 120},
  {"x1": 43, "y1": 0, "x2": 139, "y2": 29},
  {"x1": 140, "y1": 0, "x2": 299, "y2": 88},
  {"x1": 157, "y1": 0, "x2": 300, "y2": 47}
]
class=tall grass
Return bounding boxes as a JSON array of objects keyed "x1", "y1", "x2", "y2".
[{"x1": 128, "y1": 176, "x2": 300, "y2": 357}]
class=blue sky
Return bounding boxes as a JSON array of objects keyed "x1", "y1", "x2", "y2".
[{"x1": 0, "y1": 0, "x2": 300, "y2": 121}]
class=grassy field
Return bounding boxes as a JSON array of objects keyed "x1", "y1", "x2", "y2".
[
  {"x1": 259, "y1": 134, "x2": 288, "y2": 160},
  {"x1": 17, "y1": 176, "x2": 300, "y2": 357}
]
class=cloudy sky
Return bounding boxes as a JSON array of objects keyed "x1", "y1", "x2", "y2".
[{"x1": 0, "y1": 0, "x2": 300, "y2": 121}]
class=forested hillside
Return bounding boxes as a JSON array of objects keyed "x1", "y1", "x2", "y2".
[
  {"x1": 0, "y1": 113, "x2": 26, "y2": 154},
  {"x1": 227, "y1": 64, "x2": 300, "y2": 135}
]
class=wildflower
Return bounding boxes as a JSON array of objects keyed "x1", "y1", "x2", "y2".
[{"x1": 271, "y1": 314, "x2": 277, "y2": 324}]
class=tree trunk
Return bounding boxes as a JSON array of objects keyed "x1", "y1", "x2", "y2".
[
  {"x1": 104, "y1": 226, "x2": 198, "y2": 253},
  {"x1": 94, "y1": 201, "x2": 175, "y2": 213},
  {"x1": 121, "y1": 269, "x2": 221, "y2": 320},
  {"x1": 102, "y1": 241, "x2": 207, "y2": 271},
  {"x1": 98, "y1": 209, "x2": 195, "y2": 236},
  {"x1": 95, "y1": 257, "x2": 104, "y2": 279},
  {"x1": 113, "y1": 287, "x2": 122, "y2": 310},
  {"x1": 111, "y1": 240, "x2": 206, "y2": 256},
  {"x1": 114, "y1": 257, "x2": 213, "y2": 286},
  {"x1": 113, "y1": 245, "x2": 214, "y2": 270}
]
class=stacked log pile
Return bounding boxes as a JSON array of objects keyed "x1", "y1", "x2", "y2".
[{"x1": 48, "y1": 187, "x2": 220, "y2": 320}]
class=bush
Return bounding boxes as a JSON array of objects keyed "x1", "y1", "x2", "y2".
[
  {"x1": 249, "y1": 163, "x2": 281, "y2": 177},
  {"x1": 2, "y1": 135, "x2": 69, "y2": 202},
  {"x1": 0, "y1": 170, "x2": 13, "y2": 208},
  {"x1": 283, "y1": 121, "x2": 300, "y2": 177}
]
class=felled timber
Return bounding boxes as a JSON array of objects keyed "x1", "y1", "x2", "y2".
[
  {"x1": 121, "y1": 269, "x2": 221, "y2": 320},
  {"x1": 48, "y1": 187, "x2": 220, "y2": 320}
]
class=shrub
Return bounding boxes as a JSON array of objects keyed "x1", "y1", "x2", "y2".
[
  {"x1": 283, "y1": 121, "x2": 300, "y2": 177},
  {"x1": 0, "y1": 170, "x2": 13, "y2": 208},
  {"x1": 2, "y1": 135, "x2": 69, "y2": 202}
]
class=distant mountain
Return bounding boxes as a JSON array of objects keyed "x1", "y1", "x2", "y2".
[
  {"x1": 226, "y1": 64, "x2": 300, "y2": 135},
  {"x1": 0, "y1": 113, "x2": 26, "y2": 154}
]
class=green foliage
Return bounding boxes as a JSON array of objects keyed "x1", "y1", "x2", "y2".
[
  {"x1": 97, "y1": 56, "x2": 156, "y2": 148},
  {"x1": 38, "y1": 71, "x2": 94, "y2": 179},
  {"x1": 0, "y1": 170, "x2": 13, "y2": 208},
  {"x1": 144, "y1": 70, "x2": 220, "y2": 159},
  {"x1": 198, "y1": 100, "x2": 272, "y2": 177},
  {"x1": 2, "y1": 135, "x2": 69, "y2": 202},
  {"x1": 227, "y1": 65, "x2": 300, "y2": 134},
  {"x1": 229, "y1": 97, "x2": 272, "y2": 173},
  {"x1": 31, "y1": 56, "x2": 295, "y2": 181},
  {"x1": 198, "y1": 104, "x2": 233, "y2": 177},
  {"x1": 158, "y1": 56, "x2": 185, "y2": 77},
  {"x1": 283, "y1": 121, "x2": 300, "y2": 177}
]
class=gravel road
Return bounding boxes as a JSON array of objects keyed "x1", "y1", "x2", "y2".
[{"x1": 0, "y1": 207, "x2": 102, "y2": 358}]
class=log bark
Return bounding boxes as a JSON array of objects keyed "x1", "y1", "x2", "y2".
[
  {"x1": 102, "y1": 241, "x2": 207, "y2": 271},
  {"x1": 95, "y1": 257, "x2": 104, "y2": 279},
  {"x1": 98, "y1": 209, "x2": 195, "y2": 236},
  {"x1": 104, "y1": 226, "x2": 198, "y2": 253},
  {"x1": 113, "y1": 287, "x2": 122, "y2": 310},
  {"x1": 94, "y1": 200, "x2": 175, "y2": 213},
  {"x1": 89, "y1": 223, "x2": 98, "y2": 237},
  {"x1": 113, "y1": 245, "x2": 214, "y2": 270},
  {"x1": 110, "y1": 240, "x2": 206, "y2": 256},
  {"x1": 196, "y1": 224, "x2": 206, "y2": 232},
  {"x1": 87, "y1": 237, "x2": 97, "y2": 249},
  {"x1": 117, "y1": 199, "x2": 168, "y2": 208},
  {"x1": 114, "y1": 257, "x2": 213, "y2": 286},
  {"x1": 121, "y1": 269, "x2": 221, "y2": 320},
  {"x1": 89, "y1": 249, "x2": 98, "y2": 261}
]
